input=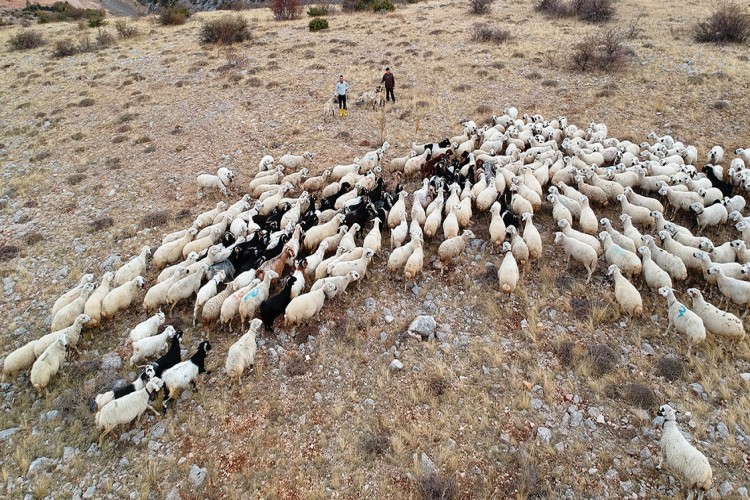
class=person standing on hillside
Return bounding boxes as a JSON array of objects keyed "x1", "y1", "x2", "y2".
[
  {"x1": 335, "y1": 75, "x2": 349, "y2": 117},
  {"x1": 381, "y1": 66, "x2": 395, "y2": 103}
]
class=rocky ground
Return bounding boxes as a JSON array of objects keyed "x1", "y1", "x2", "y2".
[{"x1": 1, "y1": 1, "x2": 750, "y2": 498}]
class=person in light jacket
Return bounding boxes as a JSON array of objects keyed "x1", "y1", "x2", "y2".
[{"x1": 335, "y1": 75, "x2": 349, "y2": 117}]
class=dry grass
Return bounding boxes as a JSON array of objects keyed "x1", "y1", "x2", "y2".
[{"x1": 0, "y1": 1, "x2": 749, "y2": 497}]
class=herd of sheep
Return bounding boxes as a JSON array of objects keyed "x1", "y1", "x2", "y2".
[{"x1": 6, "y1": 106, "x2": 750, "y2": 498}]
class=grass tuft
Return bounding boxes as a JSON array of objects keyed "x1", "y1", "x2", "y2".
[
  {"x1": 141, "y1": 210, "x2": 171, "y2": 228},
  {"x1": 419, "y1": 472, "x2": 458, "y2": 500},
  {"x1": 89, "y1": 216, "x2": 115, "y2": 232},
  {"x1": 656, "y1": 355, "x2": 685, "y2": 381},
  {"x1": 7, "y1": 30, "x2": 46, "y2": 50},
  {"x1": 695, "y1": 2, "x2": 750, "y2": 43}
]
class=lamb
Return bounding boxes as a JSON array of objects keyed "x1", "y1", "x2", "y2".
[
  {"x1": 689, "y1": 202, "x2": 727, "y2": 232},
  {"x1": 637, "y1": 246, "x2": 672, "y2": 292},
  {"x1": 130, "y1": 325, "x2": 176, "y2": 365},
  {"x1": 192, "y1": 270, "x2": 225, "y2": 327},
  {"x1": 225, "y1": 320, "x2": 260, "y2": 383},
  {"x1": 641, "y1": 235, "x2": 688, "y2": 282},
  {"x1": 258, "y1": 154, "x2": 275, "y2": 172},
  {"x1": 114, "y1": 246, "x2": 151, "y2": 287},
  {"x1": 34, "y1": 314, "x2": 90, "y2": 356},
  {"x1": 687, "y1": 288, "x2": 745, "y2": 341},
  {"x1": 600, "y1": 232, "x2": 642, "y2": 279},
  {"x1": 30, "y1": 336, "x2": 68, "y2": 393},
  {"x1": 51, "y1": 274, "x2": 95, "y2": 317},
  {"x1": 708, "y1": 266, "x2": 750, "y2": 316},
  {"x1": 438, "y1": 230, "x2": 475, "y2": 274},
  {"x1": 707, "y1": 145, "x2": 724, "y2": 165},
  {"x1": 95, "y1": 365, "x2": 156, "y2": 411},
  {"x1": 152, "y1": 228, "x2": 197, "y2": 270},
  {"x1": 143, "y1": 268, "x2": 190, "y2": 313},
  {"x1": 554, "y1": 232, "x2": 597, "y2": 282},
  {"x1": 278, "y1": 152, "x2": 313, "y2": 170},
  {"x1": 302, "y1": 169, "x2": 331, "y2": 192},
  {"x1": 101, "y1": 276, "x2": 145, "y2": 319},
  {"x1": 197, "y1": 167, "x2": 234, "y2": 196},
  {"x1": 2, "y1": 340, "x2": 38, "y2": 378},
  {"x1": 51, "y1": 283, "x2": 94, "y2": 332},
  {"x1": 284, "y1": 282, "x2": 337, "y2": 327},
  {"x1": 95, "y1": 377, "x2": 163, "y2": 447},
  {"x1": 165, "y1": 263, "x2": 209, "y2": 315},
  {"x1": 497, "y1": 242, "x2": 520, "y2": 295},
  {"x1": 323, "y1": 96, "x2": 336, "y2": 120},
  {"x1": 658, "y1": 287, "x2": 706, "y2": 356},
  {"x1": 656, "y1": 404, "x2": 712, "y2": 500},
  {"x1": 83, "y1": 272, "x2": 114, "y2": 328},
  {"x1": 607, "y1": 265, "x2": 643, "y2": 317},
  {"x1": 129, "y1": 311, "x2": 166, "y2": 343}
]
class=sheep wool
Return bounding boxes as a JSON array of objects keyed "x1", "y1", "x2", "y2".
[
  {"x1": 129, "y1": 310, "x2": 167, "y2": 343},
  {"x1": 30, "y1": 336, "x2": 68, "y2": 392},
  {"x1": 50, "y1": 283, "x2": 95, "y2": 332},
  {"x1": 95, "y1": 377, "x2": 163, "y2": 447},
  {"x1": 162, "y1": 341, "x2": 212, "y2": 402},
  {"x1": 658, "y1": 287, "x2": 706, "y2": 357},
  {"x1": 51, "y1": 274, "x2": 95, "y2": 317},
  {"x1": 34, "y1": 314, "x2": 91, "y2": 357},
  {"x1": 687, "y1": 288, "x2": 745, "y2": 341},
  {"x1": 83, "y1": 272, "x2": 114, "y2": 328},
  {"x1": 102, "y1": 276, "x2": 145, "y2": 319},
  {"x1": 656, "y1": 404, "x2": 712, "y2": 500},
  {"x1": 2, "y1": 340, "x2": 38, "y2": 377},
  {"x1": 225, "y1": 319, "x2": 260, "y2": 383}
]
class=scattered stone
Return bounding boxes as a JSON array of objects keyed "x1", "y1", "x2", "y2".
[
  {"x1": 720, "y1": 481, "x2": 734, "y2": 496},
  {"x1": 363, "y1": 398, "x2": 375, "y2": 409},
  {"x1": 83, "y1": 486, "x2": 96, "y2": 499},
  {"x1": 420, "y1": 452, "x2": 436, "y2": 475},
  {"x1": 716, "y1": 422, "x2": 729, "y2": 439},
  {"x1": 389, "y1": 359, "x2": 403, "y2": 371},
  {"x1": 101, "y1": 353, "x2": 122, "y2": 371},
  {"x1": 737, "y1": 486, "x2": 748, "y2": 498},
  {"x1": 530, "y1": 398, "x2": 544, "y2": 410},
  {"x1": 537, "y1": 427, "x2": 552, "y2": 444},
  {"x1": 363, "y1": 297, "x2": 376, "y2": 312},
  {"x1": 640, "y1": 342, "x2": 656, "y2": 356},
  {"x1": 408, "y1": 315, "x2": 436, "y2": 337},
  {"x1": 100, "y1": 254, "x2": 121, "y2": 271},
  {"x1": 27, "y1": 457, "x2": 55, "y2": 477},
  {"x1": 189, "y1": 464, "x2": 206, "y2": 487},
  {"x1": 0, "y1": 427, "x2": 20, "y2": 441},
  {"x1": 740, "y1": 373, "x2": 750, "y2": 382},
  {"x1": 166, "y1": 487, "x2": 181, "y2": 500}
]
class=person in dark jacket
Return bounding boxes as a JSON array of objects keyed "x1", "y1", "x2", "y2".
[{"x1": 381, "y1": 67, "x2": 395, "y2": 103}]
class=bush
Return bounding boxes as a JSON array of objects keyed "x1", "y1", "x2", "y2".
[
  {"x1": 695, "y1": 2, "x2": 750, "y2": 43},
  {"x1": 87, "y1": 15, "x2": 107, "y2": 28},
  {"x1": 472, "y1": 24, "x2": 510, "y2": 43},
  {"x1": 158, "y1": 6, "x2": 190, "y2": 26},
  {"x1": 271, "y1": 0, "x2": 302, "y2": 20},
  {"x1": 53, "y1": 37, "x2": 78, "y2": 57},
  {"x1": 95, "y1": 29, "x2": 115, "y2": 47},
  {"x1": 572, "y1": 28, "x2": 631, "y2": 71},
  {"x1": 535, "y1": 0, "x2": 614, "y2": 23},
  {"x1": 420, "y1": 473, "x2": 458, "y2": 500},
  {"x1": 307, "y1": 5, "x2": 328, "y2": 16},
  {"x1": 341, "y1": 0, "x2": 394, "y2": 12},
  {"x1": 309, "y1": 17, "x2": 329, "y2": 31},
  {"x1": 200, "y1": 15, "x2": 250, "y2": 44},
  {"x1": 113, "y1": 19, "x2": 139, "y2": 38},
  {"x1": 7, "y1": 30, "x2": 46, "y2": 50},
  {"x1": 469, "y1": 0, "x2": 493, "y2": 14}
]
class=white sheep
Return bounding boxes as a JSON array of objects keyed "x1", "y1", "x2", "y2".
[
  {"x1": 225, "y1": 319, "x2": 260, "y2": 384},
  {"x1": 600, "y1": 232, "x2": 642, "y2": 279},
  {"x1": 708, "y1": 266, "x2": 750, "y2": 316},
  {"x1": 607, "y1": 264, "x2": 642, "y2": 317},
  {"x1": 599, "y1": 218, "x2": 637, "y2": 253},
  {"x1": 362, "y1": 218, "x2": 382, "y2": 255},
  {"x1": 637, "y1": 246, "x2": 673, "y2": 292},
  {"x1": 95, "y1": 377, "x2": 163, "y2": 447},
  {"x1": 554, "y1": 232, "x2": 597, "y2": 282},
  {"x1": 34, "y1": 314, "x2": 90, "y2": 356},
  {"x1": 30, "y1": 336, "x2": 68, "y2": 393},
  {"x1": 95, "y1": 365, "x2": 156, "y2": 411},
  {"x1": 2, "y1": 340, "x2": 38, "y2": 378},
  {"x1": 689, "y1": 202, "x2": 727, "y2": 232},
  {"x1": 687, "y1": 288, "x2": 745, "y2": 341},
  {"x1": 577, "y1": 195, "x2": 599, "y2": 235},
  {"x1": 693, "y1": 250, "x2": 743, "y2": 288},
  {"x1": 707, "y1": 145, "x2": 724, "y2": 164},
  {"x1": 50, "y1": 283, "x2": 94, "y2": 332},
  {"x1": 258, "y1": 154, "x2": 274, "y2": 172},
  {"x1": 152, "y1": 228, "x2": 197, "y2": 270},
  {"x1": 622, "y1": 186, "x2": 664, "y2": 213},
  {"x1": 658, "y1": 287, "x2": 706, "y2": 356},
  {"x1": 237, "y1": 270, "x2": 279, "y2": 327},
  {"x1": 547, "y1": 194, "x2": 573, "y2": 225},
  {"x1": 129, "y1": 311, "x2": 166, "y2": 343},
  {"x1": 101, "y1": 276, "x2": 145, "y2": 319},
  {"x1": 284, "y1": 282, "x2": 337, "y2": 327},
  {"x1": 404, "y1": 238, "x2": 424, "y2": 284},
  {"x1": 620, "y1": 213, "x2": 645, "y2": 250},
  {"x1": 130, "y1": 325, "x2": 176, "y2": 366},
  {"x1": 656, "y1": 404, "x2": 712, "y2": 500},
  {"x1": 642, "y1": 235, "x2": 688, "y2": 281},
  {"x1": 278, "y1": 152, "x2": 313, "y2": 170},
  {"x1": 165, "y1": 263, "x2": 209, "y2": 315},
  {"x1": 328, "y1": 249, "x2": 375, "y2": 280},
  {"x1": 156, "y1": 252, "x2": 200, "y2": 284},
  {"x1": 497, "y1": 242, "x2": 519, "y2": 295},
  {"x1": 193, "y1": 270, "x2": 226, "y2": 327},
  {"x1": 114, "y1": 246, "x2": 151, "y2": 287},
  {"x1": 438, "y1": 230, "x2": 475, "y2": 273},
  {"x1": 51, "y1": 274, "x2": 95, "y2": 317},
  {"x1": 659, "y1": 231, "x2": 703, "y2": 273},
  {"x1": 143, "y1": 268, "x2": 190, "y2": 313},
  {"x1": 304, "y1": 213, "x2": 345, "y2": 252},
  {"x1": 197, "y1": 167, "x2": 234, "y2": 196},
  {"x1": 82, "y1": 272, "x2": 114, "y2": 329},
  {"x1": 616, "y1": 194, "x2": 653, "y2": 228}
]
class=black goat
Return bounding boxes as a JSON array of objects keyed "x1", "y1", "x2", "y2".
[
  {"x1": 320, "y1": 182, "x2": 352, "y2": 211},
  {"x1": 701, "y1": 165, "x2": 733, "y2": 198},
  {"x1": 259, "y1": 276, "x2": 297, "y2": 331},
  {"x1": 150, "y1": 330, "x2": 183, "y2": 377}
]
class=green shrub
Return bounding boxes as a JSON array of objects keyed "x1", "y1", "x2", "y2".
[
  {"x1": 7, "y1": 30, "x2": 47, "y2": 50},
  {"x1": 199, "y1": 15, "x2": 251, "y2": 44},
  {"x1": 695, "y1": 2, "x2": 750, "y2": 43},
  {"x1": 87, "y1": 14, "x2": 107, "y2": 27},
  {"x1": 309, "y1": 17, "x2": 329, "y2": 31},
  {"x1": 341, "y1": 0, "x2": 394, "y2": 12},
  {"x1": 159, "y1": 6, "x2": 190, "y2": 26},
  {"x1": 307, "y1": 5, "x2": 328, "y2": 16}
]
